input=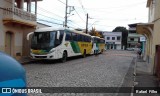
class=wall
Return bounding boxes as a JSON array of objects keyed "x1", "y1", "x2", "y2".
[
  {"x1": 148, "y1": 0, "x2": 155, "y2": 22},
  {"x1": 22, "y1": 27, "x2": 36, "y2": 56},
  {"x1": 147, "y1": 0, "x2": 160, "y2": 73},
  {"x1": 3, "y1": 25, "x2": 24, "y2": 58},
  {"x1": 0, "y1": 7, "x2": 4, "y2": 51},
  {"x1": 154, "y1": 0, "x2": 160, "y2": 22},
  {"x1": 150, "y1": 19, "x2": 160, "y2": 73}
]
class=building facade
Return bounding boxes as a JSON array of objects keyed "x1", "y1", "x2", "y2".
[
  {"x1": 0, "y1": 0, "x2": 42, "y2": 60},
  {"x1": 103, "y1": 32, "x2": 122, "y2": 50},
  {"x1": 128, "y1": 24, "x2": 143, "y2": 48},
  {"x1": 136, "y1": 0, "x2": 160, "y2": 74}
]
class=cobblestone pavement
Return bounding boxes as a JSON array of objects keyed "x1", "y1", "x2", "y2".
[{"x1": 24, "y1": 50, "x2": 136, "y2": 96}]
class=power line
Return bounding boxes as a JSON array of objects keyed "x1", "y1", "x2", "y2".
[
  {"x1": 74, "y1": 8, "x2": 85, "y2": 23},
  {"x1": 0, "y1": 7, "x2": 61, "y2": 25},
  {"x1": 37, "y1": 13, "x2": 63, "y2": 22},
  {"x1": 4, "y1": 0, "x2": 64, "y2": 24},
  {"x1": 67, "y1": 23, "x2": 79, "y2": 29},
  {"x1": 5, "y1": 0, "x2": 83, "y2": 28},
  {"x1": 4, "y1": 0, "x2": 64, "y2": 20},
  {"x1": 78, "y1": 0, "x2": 87, "y2": 15},
  {"x1": 57, "y1": 0, "x2": 66, "y2": 5},
  {"x1": 31, "y1": 3, "x2": 64, "y2": 19},
  {"x1": 37, "y1": 18, "x2": 63, "y2": 25},
  {"x1": 68, "y1": 21, "x2": 84, "y2": 28},
  {"x1": 78, "y1": 1, "x2": 146, "y2": 14}
]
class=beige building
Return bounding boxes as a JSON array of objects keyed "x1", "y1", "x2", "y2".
[
  {"x1": 136, "y1": 0, "x2": 160, "y2": 74},
  {"x1": 0, "y1": 0, "x2": 42, "y2": 60}
]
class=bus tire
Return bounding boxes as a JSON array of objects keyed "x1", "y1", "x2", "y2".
[
  {"x1": 83, "y1": 50, "x2": 86, "y2": 58},
  {"x1": 101, "y1": 49, "x2": 103, "y2": 53},
  {"x1": 94, "y1": 50, "x2": 96, "y2": 55},
  {"x1": 94, "y1": 50, "x2": 98, "y2": 55},
  {"x1": 61, "y1": 51, "x2": 67, "y2": 63}
]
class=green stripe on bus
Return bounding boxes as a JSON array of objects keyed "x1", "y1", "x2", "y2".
[
  {"x1": 96, "y1": 43, "x2": 99, "y2": 50},
  {"x1": 70, "y1": 41, "x2": 81, "y2": 53}
]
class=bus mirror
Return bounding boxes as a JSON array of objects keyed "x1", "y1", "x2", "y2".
[
  {"x1": 57, "y1": 31, "x2": 60, "y2": 39},
  {"x1": 27, "y1": 32, "x2": 34, "y2": 40}
]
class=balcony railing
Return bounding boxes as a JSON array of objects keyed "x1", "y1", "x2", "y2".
[{"x1": 3, "y1": 7, "x2": 36, "y2": 27}]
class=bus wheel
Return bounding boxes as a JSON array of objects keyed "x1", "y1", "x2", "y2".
[
  {"x1": 94, "y1": 50, "x2": 98, "y2": 55},
  {"x1": 94, "y1": 50, "x2": 96, "y2": 55},
  {"x1": 101, "y1": 49, "x2": 103, "y2": 53},
  {"x1": 61, "y1": 51, "x2": 67, "y2": 63},
  {"x1": 83, "y1": 50, "x2": 86, "y2": 58}
]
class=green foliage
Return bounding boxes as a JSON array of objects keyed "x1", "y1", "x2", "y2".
[{"x1": 89, "y1": 27, "x2": 104, "y2": 38}]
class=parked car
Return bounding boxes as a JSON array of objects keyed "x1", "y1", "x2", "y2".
[{"x1": 0, "y1": 51, "x2": 26, "y2": 96}]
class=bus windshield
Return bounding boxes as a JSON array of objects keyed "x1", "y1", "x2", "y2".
[{"x1": 31, "y1": 31, "x2": 56, "y2": 50}]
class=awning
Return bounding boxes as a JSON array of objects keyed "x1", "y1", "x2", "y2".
[{"x1": 136, "y1": 23, "x2": 154, "y2": 37}]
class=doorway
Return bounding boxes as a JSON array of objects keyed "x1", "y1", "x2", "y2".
[{"x1": 5, "y1": 32, "x2": 13, "y2": 56}]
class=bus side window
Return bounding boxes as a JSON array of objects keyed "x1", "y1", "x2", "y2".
[
  {"x1": 59, "y1": 30, "x2": 64, "y2": 41},
  {"x1": 86, "y1": 36, "x2": 88, "y2": 42},
  {"x1": 84, "y1": 36, "x2": 86, "y2": 42},
  {"x1": 65, "y1": 32, "x2": 72, "y2": 41},
  {"x1": 77, "y1": 34, "x2": 81, "y2": 41},
  {"x1": 55, "y1": 31, "x2": 64, "y2": 46},
  {"x1": 72, "y1": 33, "x2": 77, "y2": 41},
  {"x1": 89, "y1": 37, "x2": 91, "y2": 42},
  {"x1": 86, "y1": 36, "x2": 91, "y2": 42},
  {"x1": 81, "y1": 35, "x2": 84, "y2": 42}
]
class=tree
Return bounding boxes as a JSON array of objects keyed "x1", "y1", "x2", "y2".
[
  {"x1": 112, "y1": 26, "x2": 128, "y2": 49},
  {"x1": 89, "y1": 27, "x2": 104, "y2": 38}
]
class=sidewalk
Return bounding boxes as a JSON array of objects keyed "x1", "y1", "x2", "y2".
[
  {"x1": 133, "y1": 57, "x2": 159, "y2": 96},
  {"x1": 17, "y1": 56, "x2": 37, "y2": 64}
]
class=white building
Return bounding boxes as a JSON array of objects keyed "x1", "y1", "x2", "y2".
[{"x1": 103, "y1": 32, "x2": 122, "y2": 50}]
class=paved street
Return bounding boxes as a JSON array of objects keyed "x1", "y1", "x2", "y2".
[{"x1": 24, "y1": 50, "x2": 136, "y2": 96}]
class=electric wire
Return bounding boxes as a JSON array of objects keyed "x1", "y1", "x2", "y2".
[
  {"x1": 78, "y1": 0, "x2": 87, "y2": 15},
  {"x1": 74, "y1": 8, "x2": 85, "y2": 23},
  {"x1": 57, "y1": 0, "x2": 66, "y2": 5}
]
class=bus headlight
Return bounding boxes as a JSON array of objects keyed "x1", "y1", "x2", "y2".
[{"x1": 49, "y1": 50, "x2": 55, "y2": 53}]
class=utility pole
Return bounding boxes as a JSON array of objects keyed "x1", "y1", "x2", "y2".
[
  {"x1": 86, "y1": 13, "x2": 88, "y2": 34},
  {"x1": 64, "y1": 0, "x2": 68, "y2": 28}
]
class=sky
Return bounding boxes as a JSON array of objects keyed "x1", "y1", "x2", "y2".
[{"x1": 36, "y1": 0, "x2": 148, "y2": 31}]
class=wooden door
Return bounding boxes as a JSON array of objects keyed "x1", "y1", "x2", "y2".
[{"x1": 5, "y1": 32, "x2": 13, "y2": 55}]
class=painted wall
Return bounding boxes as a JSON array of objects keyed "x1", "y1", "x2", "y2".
[
  {"x1": 0, "y1": 7, "x2": 4, "y2": 51},
  {"x1": 147, "y1": 0, "x2": 160, "y2": 73},
  {"x1": 154, "y1": 0, "x2": 160, "y2": 22}
]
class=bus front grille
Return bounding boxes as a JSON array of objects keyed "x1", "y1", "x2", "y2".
[{"x1": 35, "y1": 56, "x2": 47, "y2": 58}]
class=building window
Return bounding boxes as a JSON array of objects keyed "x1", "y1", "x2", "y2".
[
  {"x1": 117, "y1": 36, "x2": 121, "y2": 40},
  {"x1": 107, "y1": 37, "x2": 110, "y2": 40},
  {"x1": 112, "y1": 37, "x2": 115, "y2": 40},
  {"x1": 130, "y1": 38, "x2": 134, "y2": 41}
]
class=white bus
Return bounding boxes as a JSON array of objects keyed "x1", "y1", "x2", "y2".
[
  {"x1": 27, "y1": 27, "x2": 92, "y2": 62},
  {"x1": 91, "y1": 36, "x2": 105, "y2": 54}
]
